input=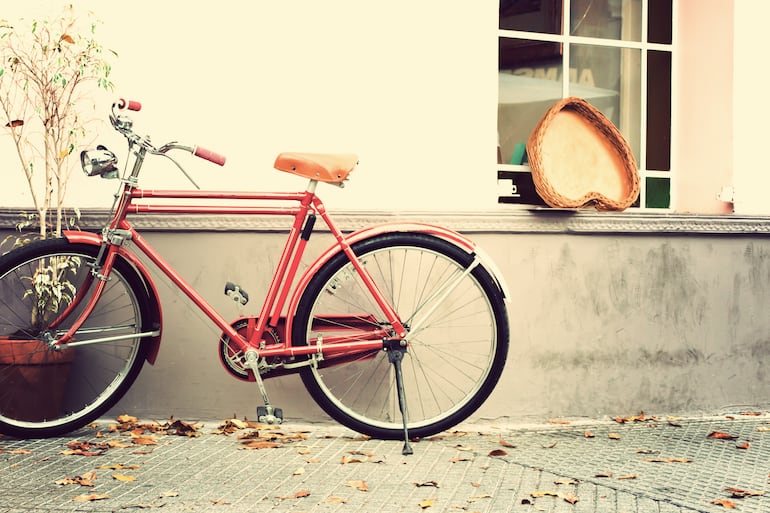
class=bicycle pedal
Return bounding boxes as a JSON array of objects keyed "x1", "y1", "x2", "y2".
[
  {"x1": 256, "y1": 406, "x2": 283, "y2": 425},
  {"x1": 224, "y1": 281, "x2": 249, "y2": 305}
]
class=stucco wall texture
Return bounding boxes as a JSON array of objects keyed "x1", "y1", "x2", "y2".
[{"x1": 81, "y1": 230, "x2": 770, "y2": 424}]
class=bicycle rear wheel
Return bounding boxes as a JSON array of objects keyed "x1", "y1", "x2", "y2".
[
  {"x1": 292, "y1": 232, "x2": 509, "y2": 439},
  {"x1": 0, "y1": 238, "x2": 152, "y2": 438}
]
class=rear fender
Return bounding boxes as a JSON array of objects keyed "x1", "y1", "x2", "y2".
[
  {"x1": 285, "y1": 222, "x2": 508, "y2": 341},
  {"x1": 63, "y1": 230, "x2": 163, "y2": 364}
]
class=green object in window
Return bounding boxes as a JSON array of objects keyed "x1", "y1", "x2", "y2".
[
  {"x1": 645, "y1": 177, "x2": 670, "y2": 208},
  {"x1": 510, "y1": 143, "x2": 527, "y2": 165}
]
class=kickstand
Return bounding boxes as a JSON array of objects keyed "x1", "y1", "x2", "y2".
[{"x1": 387, "y1": 346, "x2": 414, "y2": 455}]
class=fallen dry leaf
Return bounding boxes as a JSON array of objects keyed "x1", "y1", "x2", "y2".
[
  {"x1": 8, "y1": 449, "x2": 31, "y2": 455},
  {"x1": 275, "y1": 490, "x2": 310, "y2": 500},
  {"x1": 450, "y1": 457, "x2": 471, "y2": 463},
  {"x1": 531, "y1": 490, "x2": 559, "y2": 498},
  {"x1": 707, "y1": 431, "x2": 738, "y2": 440},
  {"x1": 106, "y1": 440, "x2": 132, "y2": 449},
  {"x1": 608, "y1": 433, "x2": 621, "y2": 440},
  {"x1": 414, "y1": 481, "x2": 440, "y2": 488},
  {"x1": 548, "y1": 419, "x2": 571, "y2": 425},
  {"x1": 72, "y1": 493, "x2": 110, "y2": 502},
  {"x1": 325, "y1": 497, "x2": 348, "y2": 503},
  {"x1": 584, "y1": 431, "x2": 595, "y2": 438},
  {"x1": 131, "y1": 435, "x2": 158, "y2": 446},
  {"x1": 554, "y1": 478, "x2": 578, "y2": 485},
  {"x1": 499, "y1": 436, "x2": 515, "y2": 448},
  {"x1": 618, "y1": 474, "x2": 639, "y2": 480},
  {"x1": 419, "y1": 498, "x2": 437, "y2": 509},
  {"x1": 644, "y1": 457, "x2": 693, "y2": 463},
  {"x1": 292, "y1": 467, "x2": 305, "y2": 476},
  {"x1": 166, "y1": 418, "x2": 202, "y2": 437},
  {"x1": 209, "y1": 499, "x2": 231, "y2": 505},
  {"x1": 737, "y1": 442, "x2": 751, "y2": 450},
  {"x1": 725, "y1": 487, "x2": 764, "y2": 498},
  {"x1": 116, "y1": 414, "x2": 139, "y2": 425},
  {"x1": 613, "y1": 411, "x2": 656, "y2": 424},
  {"x1": 346, "y1": 480, "x2": 369, "y2": 492},
  {"x1": 710, "y1": 498, "x2": 737, "y2": 509},
  {"x1": 61, "y1": 441, "x2": 108, "y2": 457},
  {"x1": 563, "y1": 495, "x2": 579, "y2": 504},
  {"x1": 97, "y1": 464, "x2": 140, "y2": 470},
  {"x1": 348, "y1": 450, "x2": 375, "y2": 457},
  {"x1": 240, "y1": 440, "x2": 282, "y2": 450},
  {"x1": 595, "y1": 472, "x2": 612, "y2": 478},
  {"x1": 112, "y1": 474, "x2": 136, "y2": 482},
  {"x1": 55, "y1": 472, "x2": 97, "y2": 487}
]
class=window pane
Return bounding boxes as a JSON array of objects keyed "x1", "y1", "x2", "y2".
[
  {"x1": 570, "y1": 44, "x2": 641, "y2": 163},
  {"x1": 500, "y1": 0, "x2": 562, "y2": 33},
  {"x1": 648, "y1": 0, "x2": 672, "y2": 44},
  {"x1": 571, "y1": 0, "x2": 641, "y2": 42},
  {"x1": 498, "y1": 38, "x2": 564, "y2": 165},
  {"x1": 645, "y1": 177, "x2": 670, "y2": 208},
  {"x1": 647, "y1": 50, "x2": 672, "y2": 171}
]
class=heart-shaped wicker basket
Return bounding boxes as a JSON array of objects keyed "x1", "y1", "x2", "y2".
[{"x1": 526, "y1": 97, "x2": 640, "y2": 211}]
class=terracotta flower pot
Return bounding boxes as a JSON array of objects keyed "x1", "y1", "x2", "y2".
[{"x1": 0, "y1": 338, "x2": 75, "y2": 422}]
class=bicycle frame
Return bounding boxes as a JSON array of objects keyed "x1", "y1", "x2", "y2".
[{"x1": 54, "y1": 179, "x2": 412, "y2": 364}]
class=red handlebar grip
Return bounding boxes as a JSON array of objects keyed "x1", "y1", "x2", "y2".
[
  {"x1": 117, "y1": 98, "x2": 142, "y2": 111},
  {"x1": 193, "y1": 146, "x2": 227, "y2": 166}
]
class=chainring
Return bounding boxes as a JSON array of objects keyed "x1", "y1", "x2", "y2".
[{"x1": 218, "y1": 318, "x2": 280, "y2": 382}]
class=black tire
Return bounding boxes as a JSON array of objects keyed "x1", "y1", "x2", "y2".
[
  {"x1": 0, "y1": 238, "x2": 152, "y2": 438},
  {"x1": 292, "y1": 232, "x2": 509, "y2": 439}
]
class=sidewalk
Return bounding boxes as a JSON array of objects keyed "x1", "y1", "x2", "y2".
[{"x1": 1, "y1": 413, "x2": 769, "y2": 512}]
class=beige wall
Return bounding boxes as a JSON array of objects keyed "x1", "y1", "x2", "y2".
[{"x1": 674, "y1": 0, "x2": 733, "y2": 214}]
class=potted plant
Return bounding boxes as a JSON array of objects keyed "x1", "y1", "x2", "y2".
[{"x1": 0, "y1": 6, "x2": 115, "y2": 421}]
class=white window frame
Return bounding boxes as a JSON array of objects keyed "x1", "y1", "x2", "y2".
[{"x1": 498, "y1": 0, "x2": 676, "y2": 210}]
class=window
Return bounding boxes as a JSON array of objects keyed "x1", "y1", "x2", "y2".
[{"x1": 498, "y1": 0, "x2": 673, "y2": 209}]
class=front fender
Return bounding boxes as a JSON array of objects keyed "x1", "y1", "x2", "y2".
[
  {"x1": 284, "y1": 222, "x2": 508, "y2": 341},
  {"x1": 63, "y1": 230, "x2": 163, "y2": 364}
]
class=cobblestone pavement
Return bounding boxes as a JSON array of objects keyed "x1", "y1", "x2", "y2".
[{"x1": 0, "y1": 413, "x2": 769, "y2": 512}]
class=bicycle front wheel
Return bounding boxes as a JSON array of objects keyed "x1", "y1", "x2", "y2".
[
  {"x1": 293, "y1": 232, "x2": 509, "y2": 439},
  {"x1": 0, "y1": 238, "x2": 152, "y2": 438}
]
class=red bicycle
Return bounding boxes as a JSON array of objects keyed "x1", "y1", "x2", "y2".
[{"x1": 0, "y1": 99, "x2": 509, "y2": 451}]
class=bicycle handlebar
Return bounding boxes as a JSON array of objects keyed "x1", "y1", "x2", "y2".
[
  {"x1": 193, "y1": 145, "x2": 227, "y2": 166},
  {"x1": 117, "y1": 98, "x2": 142, "y2": 111},
  {"x1": 111, "y1": 98, "x2": 227, "y2": 167}
]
